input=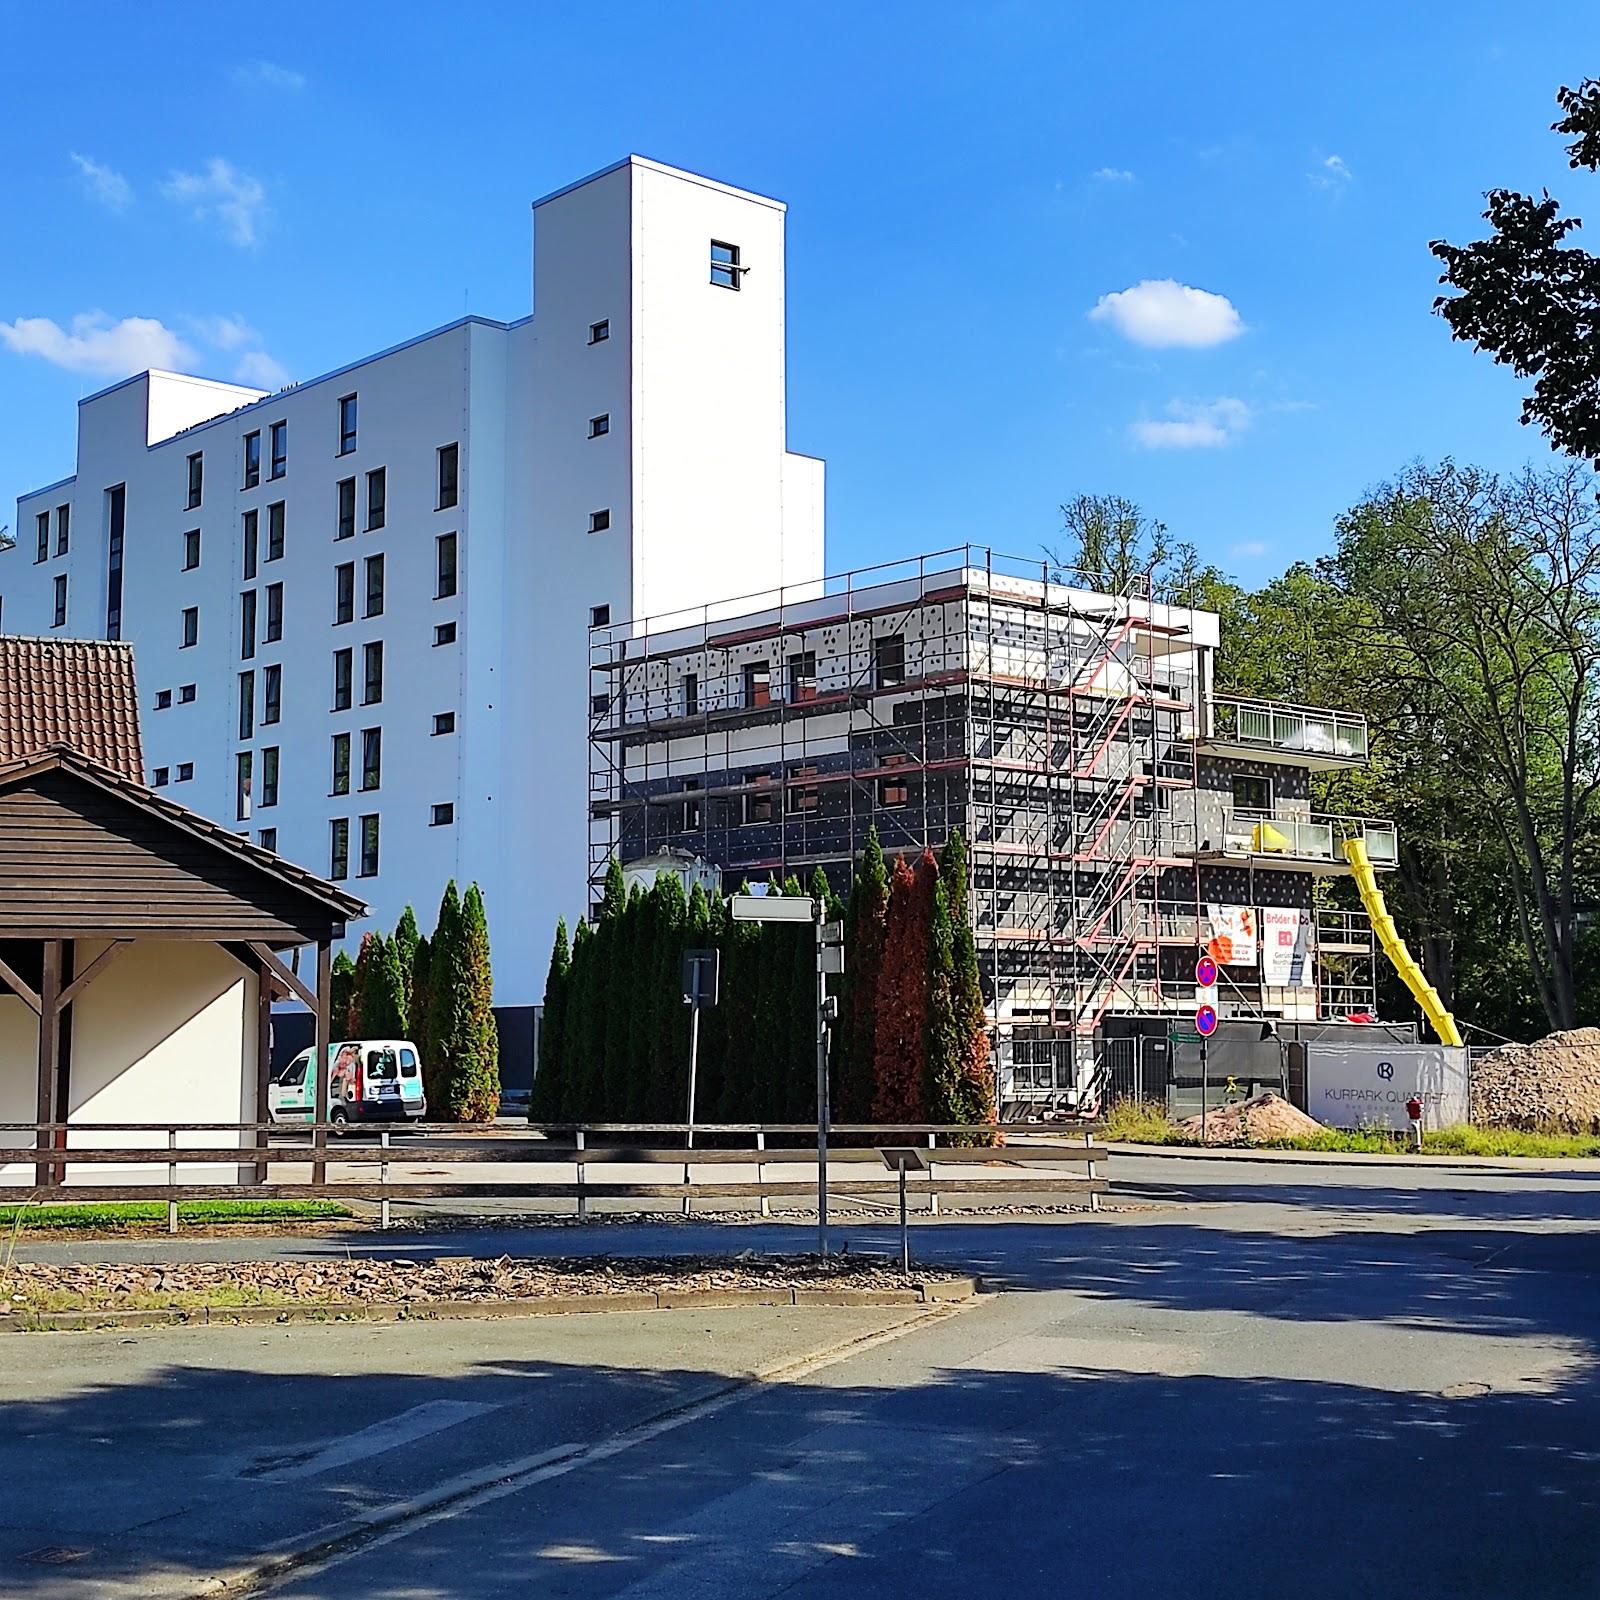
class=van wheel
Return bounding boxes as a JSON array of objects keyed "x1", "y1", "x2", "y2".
[{"x1": 330, "y1": 1105, "x2": 349, "y2": 1136}]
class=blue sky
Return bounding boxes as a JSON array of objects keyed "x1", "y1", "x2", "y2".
[{"x1": 1, "y1": 2, "x2": 1592, "y2": 583}]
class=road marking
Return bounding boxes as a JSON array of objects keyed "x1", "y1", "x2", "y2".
[{"x1": 244, "y1": 1401, "x2": 498, "y2": 1483}]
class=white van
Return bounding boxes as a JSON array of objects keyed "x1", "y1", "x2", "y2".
[{"x1": 267, "y1": 1040, "x2": 427, "y2": 1129}]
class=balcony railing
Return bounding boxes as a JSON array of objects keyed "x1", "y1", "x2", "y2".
[
  {"x1": 1206, "y1": 695, "x2": 1368, "y2": 763},
  {"x1": 1206, "y1": 809, "x2": 1397, "y2": 868}
]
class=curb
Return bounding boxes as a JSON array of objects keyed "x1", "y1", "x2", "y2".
[
  {"x1": 0, "y1": 1276, "x2": 978, "y2": 1333},
  {"x1": 1104, "y1": 1142, "x2": 1600, "y2": 1174}
]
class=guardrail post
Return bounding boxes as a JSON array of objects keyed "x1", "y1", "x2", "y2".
[
  {"x1": 927, "y1": 1131, "x2": 939, "y2": 1216},
  {"x1": 1086, "y1": 1129, "x2": 1100, "y2": 1212},
  {"x1": 575, "y1": 1128, "x2": 586, "y2": 1220},
  {"x1": 167, "y1": 1128, "x2": 179, "y2": 1234},
  {"x1": 757, "y1": 1131, "x2": 769, "y2": 1218},
  {"x1": 380, "y1": 1129, "x2": 391, "y2": 1231}
]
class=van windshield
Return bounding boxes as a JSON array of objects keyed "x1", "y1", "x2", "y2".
[{"x1": 367, "y1": 1048, "x2": 399, "y2": 1081}]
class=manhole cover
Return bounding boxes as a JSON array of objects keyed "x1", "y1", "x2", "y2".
[
  {"x1": 22, "y1": 1547, "x2": 92, "y2": 1565},
  {"x1": 1440, "y1": 1381, "x2": 1492, "y2": 1400}
]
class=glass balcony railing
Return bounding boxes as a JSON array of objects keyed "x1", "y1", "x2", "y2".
[
  {"x1": 1211, "y1": 809, "x2": 1397, "y2": 867},
  {"x1": 1207, "y1": 695, "x2": 1369, "y2": 763}
]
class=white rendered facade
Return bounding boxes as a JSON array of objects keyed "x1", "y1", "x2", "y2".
[{"x1": 1, "y1": 157, "x2": 825, "y2": 1036}]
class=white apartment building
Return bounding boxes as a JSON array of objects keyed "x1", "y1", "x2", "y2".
[{"x1": 1, "y1": 156, "x2": 826, "y2": 1077}]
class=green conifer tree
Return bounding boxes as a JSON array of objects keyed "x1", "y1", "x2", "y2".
[
  {"x1": 445, "y1": 883, "x2": 500, "y2": 1121},
  {"x1": 939, "y1": 830, "x2": 996, "y2": 1137},
  {"x1": 531, "y1": 917, "x2": 571, "y2": 1121},
  {"x1": 562, "y1": 918, "x2": 595, "y2": 1118},
  {"x1": 409, "y1": 934, "x2": 431, "y2": 1062},
  {"x1": 693, "y1": 885, "x2": 727, "y2": 1123},
  {"x1": 393, "y1": 905, "x2": 421, "y2": 1022},
  {"x1": 649, "y1": 873, "x2": 689, "y2": 1121},
  {"x1": 348, "y1": 932, "x2": 377, "y2": 1035},
  {"x1": 359, "y1": 932, "x2": 407, "y2": 1039},
  {"x1": 925, "y1": 877, "x2": 963, "y2": 1128},
  {"x1": 425, "y1": 881, "x2": 462, "y2": 1110},
  {"x1": 329, "y1": 951, "x2": 357, "y2": 1038},
  {"x1": 839, "y1": 830, "x2": 889, "y2": 1121},
  {"x1": 717, "y1": 880, "x2": 759, "y2": 1120},
  {"x1": 625, "y1": 882, "x2": 660, "y2": 1119}
]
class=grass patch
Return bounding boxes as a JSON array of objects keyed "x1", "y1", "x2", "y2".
[
  {"x1": 0, "y1": 1200, "x2": 350, "y2": 1233},
  {"x1": 1100, "y1": 1099, "x2": 1187, "y2": 1145}
]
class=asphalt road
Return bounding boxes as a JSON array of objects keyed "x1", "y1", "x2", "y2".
[{"x1": 5, "y1": 1150, "x2": 1599, "y2": 1599}]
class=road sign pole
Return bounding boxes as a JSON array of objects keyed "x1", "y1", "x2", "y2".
[
  {"x1": 815, "y1": 900, "x2": 830, "y2": 1258},
  {"x1": 1201, "y1": 1035, "x2": 1208, "y2": 1142},
  {"x1": 685, "y1": 1003, "x2": 701, "y2": 1152}
]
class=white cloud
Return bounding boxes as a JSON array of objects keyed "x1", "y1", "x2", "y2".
[
  {"x1": 0, "y1": 313, "x2": 198, "y2": 376},
  {"x1": 1230, "y1": 539, "x2": 1270, "y2": 558},
  {"x1": 70, "y1": 152, "x2": 132, "y2": 212},
  {"x1": 234, "y1": 349, "x2": 292, "y2": 389},
  {"x1": 1310, "y1": 154, "x2": 1353, "y2": 190},
  {"x1": 1130, "y1": 397, "x2": 1252, "y2": 449},
  {"x1": 1091, "y1": 167, "x2": 1136, "y2": 182},
  {"x1": 189, "y1": 314, "x2": 259, "y2": 351},
  {"x1": 1089, "y1": 279, "x2": 1245, "y2": 348},
  {"x1": 234, "y1": 60, "x2": 306, "y2": 91},
  {"x1": 162, "y1": 158, "x2": 268, "y2": 247}
]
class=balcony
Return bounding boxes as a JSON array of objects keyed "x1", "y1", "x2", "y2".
[
  {"x1": 1201, "y1": 695, "x2": 1369, "y2": 771},
  {"x1": 1187, "y1": 809, "x2": 1397, "y2": 872}
]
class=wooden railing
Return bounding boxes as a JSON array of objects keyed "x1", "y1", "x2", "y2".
[{"x1": 0, "y1": 1121, "x2": 1108, "y2": 1231}]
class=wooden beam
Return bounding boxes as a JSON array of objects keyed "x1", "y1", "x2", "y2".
[
  {"x1": 312, "y1": 940, "x2": 332, "y2": 1186},
  {"x1": 35, "y1": 940, "x2": 62, "y2": 1187},
  {"x1": 247, "y1": 941, "x2": 319, "y2": 1011},
  {"x1": 253, "y1": 952, "x2": 273, "y2": 1183},
  {"x1": 0, "y1": 949, "x2": 42, "y2": 1015},
  {"x1": 58, "y1": 939, "x2": 132, "y2": 1010}
]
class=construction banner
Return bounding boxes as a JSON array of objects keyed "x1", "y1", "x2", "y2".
[
  {"x1": 1206, "y1": 904, "x2": 1258, "y2": 966},
  {"x1": 1260, "y1": 907, "x2": 1310, "y2": 986}
]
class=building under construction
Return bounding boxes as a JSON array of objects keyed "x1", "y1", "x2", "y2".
[{"x1": 587, "y1": 548, "x2": 1398, "y2": 1105}]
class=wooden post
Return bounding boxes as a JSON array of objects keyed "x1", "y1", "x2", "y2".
[
  {"x1": 34, "y1": 940, "x2": 62, "y2": 1189},
  {"x1": 254, "y1": 955, "x2": 273, "y2": 1184},
  {"x1": 312, "y1": 940, "x2": 332, "y2": 1186}
]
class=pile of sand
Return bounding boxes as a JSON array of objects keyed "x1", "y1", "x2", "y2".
[
  {"x1": 1175, "y1": 1091, "x2": 1326, "y2": 1145},
  {"x1": 1470, "y1": 1027, "x2": 1600, "y2": 1130}
]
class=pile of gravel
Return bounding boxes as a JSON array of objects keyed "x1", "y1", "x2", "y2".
[
  {"x1": 1470, "y1": 1028, "x2": 1600, "y2": 1130},
  {"x1": 1175, "y1": 1091, "x2": 1326, "y2": 1145}
]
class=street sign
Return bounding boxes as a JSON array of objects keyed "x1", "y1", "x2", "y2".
[
  {"x1": 1195, "y1": 955, "x2": 1218, "y2": 989},
  {"x1": 681, "y1": 948, "x2": 720, "y2": 1008},
  {"x1": 820, "y1": 920, "x2": 844, "y2": 947},
  {"x1": 1168, "y1": 1030, "x2": 1203, "y2": 1044},
  {"x1": 728, "y1": 893, "x2": 815, "y2": 923},
  {"x1": 1195, "y1": 1003, "x2": 1218, "y2": 1037}
]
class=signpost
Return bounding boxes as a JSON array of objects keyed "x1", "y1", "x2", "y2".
[
  {"x1": 680, "y1": 949, "x2": 720, "y2": 1149},
  {"x1": 1194, "y1": 957, "x2": 1219, "y2": 1139},
  {"x1": 879, "y1": 1147, "x2": 927, "y2": 1274},
  {"x1": 729, "y1": 892, "x2": 844, "y2": 1255}
]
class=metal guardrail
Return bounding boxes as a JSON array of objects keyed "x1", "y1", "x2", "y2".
[
  {"x1": 1207, "y1": 695, "x2": 1369, "y2": 761},
  {"x1": 1213, "y1": 810, "x2": 1398, "y2": 866},
  {"x1": 0, "y1": 1121, "x2": 1110, "y2": 1230}
]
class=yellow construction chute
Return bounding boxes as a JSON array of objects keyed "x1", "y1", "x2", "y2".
[{"x1": 1343, "y1": 837, "x2": 1464, "y2": 1047}]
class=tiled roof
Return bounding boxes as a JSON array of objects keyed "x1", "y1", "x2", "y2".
[{"x1": 0, "y1": 635, "x2": 143, "y2": 780}]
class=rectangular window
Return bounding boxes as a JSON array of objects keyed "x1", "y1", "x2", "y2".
[
  {"x1": 431, "y1": 803, "x2": 454, "y2": 827},
  {"x1": 183, "y1": 528, "x2": 201, "y2": 570},
  {"x1": 330, "y1": 817, "x2": 350, "y2": 879},
  {"x1": 186, "y1": 451, "x2": 203, "y2": 509},
  {"x1": 361, "y1": 726, "x2": 382, "y2": 790},
  {"x1": 710, "y1": 239, "x2": 743, "y2": 289},
  {"x1": 267, "y1": 500, "x2": 285, "y2": 561},
  {"x1": 261, "y1": 746, "x2": 279, "y2": 808},
  {"x1": 178, "y1": 683, "x2": 196, "y2": 703},
  {"x1": 242, "y1": 509, "x2": 258, "y2": 579},
  {"x1": 362, "y1": 640, "x2": 383, "y2": 704},
  {"x1": 364, "y1": 553, "x2": 384, "y2": 618},
  {"x1": 331, "y1": 732, "x2": 351, "y2": 795},
  {"x1": 239, "y1": 591, "x2": 256, "y2": 658},
  {"x1": 105, "y1": 484, "x2": 125, "y2": 640},
  {"x1": 589, "y1": 603, "x2": 610, "y2": 629},
  {"x1": 182, "y1": 604, "x2": 199, "y2": 648},
  {"x1": 588, "y1": 509, "x2": 610, "y2": 534},
  {"x1": 588, "y1": 413, "x2": 609, "y2": 438},
  {"x1": 35, "y1": 511, "x2": 49, "y2": 562},
  {"x1": 358, "y1": 813, "x2": 380, "y2": 877},
  {"x1": 153, "y1": 767, "x2": 170, "y2": 788},
  {"x1": 432, "y1": 711, "x2": 455, "y2": 736},
  {"x1": 176, "y1": 762, "x2": 194, "y2": 782},
  {"x1": 788, "y1": 765, "x2": 820, "y2": 814},
  {"x1": 55, "y1": 503, "x2": 70, "y2": 555},
  {"x1": 243, "y1": 431, "x2": 261, "y2": 489},
  {"x1": 742, "y1": 660, "x2": 771, "y2": 708},
  {"x1": 366, "y1": 467, "x2": 385, "y2": 530},
  {"x1": 683, "y1": 777, "x2": 702, "y2": 831},
  {"x1": 156, "y1": 689, "x2": 174, "y2": 711},
  {"x1": 270, "y1": 420, "x2": 287, "y2": 478},
  {"x1": 337, "y1": 477, "x2": 356, "y2": 539},
  {"x1": 236, "y1": 750, "x2": 253, "y2": 821},
  {"x1": 434, "y1": 622, "x2": 456, "y2": 647},
  {"x1": 1232, "y1": 774, "x2": 1273, "y2": 814},
  {"x1": 333, "y1": 648, "x2": 353, "y2": 710},
  {"x1": 335, "y1": 561, "x2": 354, "y2": 624},
  {"x1": 238, "y1": 671, "x2": 255, "y2": 739},
  {"x1": 744, "y1": 774, "x2": 775, "y2": 825},
  {"x1": 338, "y1": 394, "x2": 358, "y2": 455},
  {"x1": 588, "y1": 319, "x2": 609, "y2": 344},
  {"x1": 683, "y1": 672, "x2": 699, "y2": 718},
  {"x1": 436, "y1": 533, "x2": 457, "y2": 599},
  {"x1": 874, "y1": 634, "x2": 906, "y2": 689},
  {"x1": 878, "y1": 753, "x2": 910, "y2": 809},
  {"x1": 437, "y1": 442, "x2": 458, "y2": 509},
  {"x1": 258, "y1": 827, "x2": 277, "y2": 852},
  {"x1": 788, "y1": 651, "x2": 817, "y2": 702},
  {"x1": 262, "y1": 662, "x2": 281, "y2": 725}
]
